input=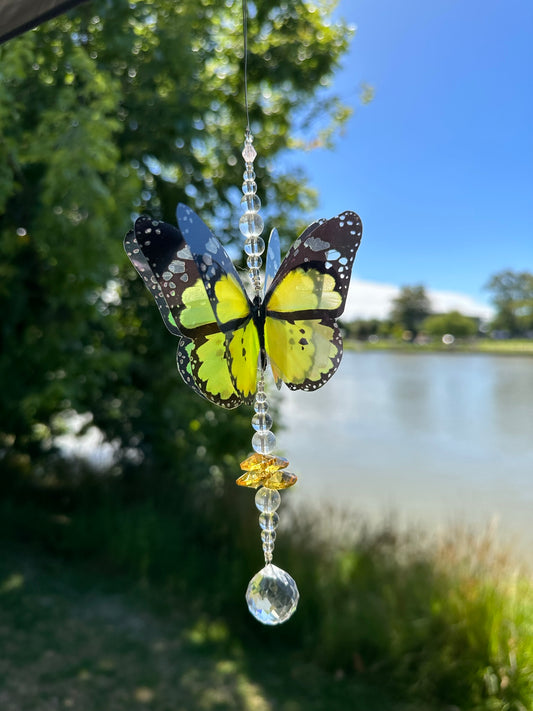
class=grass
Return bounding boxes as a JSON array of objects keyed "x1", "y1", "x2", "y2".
[
  {"x1": 346, "y1": 338, "x2": 533, "y2": 355},
  {"x1": 1, "y1": 482, "x2": 533, "y2": 710},
  {"x1": 0, "y1": 543, "x2": 400, "y2": 711}
]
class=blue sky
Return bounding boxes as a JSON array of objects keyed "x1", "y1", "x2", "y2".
[{"x1": 293, "y1": 0, "x2": 532, "y2": 314}]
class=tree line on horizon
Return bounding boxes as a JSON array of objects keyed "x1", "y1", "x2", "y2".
[{"x1": 343, "y1": 270, "x2": 533, "y2": 343}]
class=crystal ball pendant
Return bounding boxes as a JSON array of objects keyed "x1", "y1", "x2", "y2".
[{"x1": 246, "y1": 563, "x2": 299, "y2": 625}]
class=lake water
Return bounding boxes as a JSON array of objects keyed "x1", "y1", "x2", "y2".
[{"x1": 277, "y1": 351, "x2": 533, "y2": 564}]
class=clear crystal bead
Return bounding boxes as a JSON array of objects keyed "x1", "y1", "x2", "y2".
[
  {"x1": 254, "y1": 401, "x2": 268, "y2": 415},
  {"x1": 252, "y1": 430, "x2": 276, "y2": 454},
  {"x1": 243, "y1": 168, "x2": 256, "y2": 182},
  {"x1": 244, "y1": 236, "x2": 265, "y2": 256},
  {"x1": 255, "y1": 391, "x2": 267, "y2": 403},
  {"x1": 241, "y1": 194, "x2": 261, "y2": 212},
  {"x1": 256, "y1": 488, "x2": 281, "y2": 513},
  {"x1": 247, "y1": 255, "x2": 262, "y2": 270},
  {"x1": 242, "y1": 180, "x2": 256, "y2": 196},
  {"x1": 261, "y1": 529, "x2": 277, "y2": 543},
  {"x1": 239, "y1": 212, "x2": 264, "y2": 238},
  {"x1": 246, "y1": 564, "x2": 299, "y2": 625},
  {"x1": 252, "y1": 412, "x2": 273, "y2": 431},
  {"x1": 259, "y1": 511, "x2": 279, "y2": 531}
]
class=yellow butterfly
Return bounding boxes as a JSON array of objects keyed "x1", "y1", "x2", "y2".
[{"x1": 124, "y1": 204, "x2": 362, "y2": 408}]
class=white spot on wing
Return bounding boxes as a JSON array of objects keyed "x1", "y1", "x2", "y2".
[
  {"x1": 169, "y1": 259, "x2": 185, "y2": 273},
  {"x1": 206, "y1": 237, "x2": 219, "y2": 254},
  {"x1": 305, "y1": 236, "x2": 330, "y2": 251}
]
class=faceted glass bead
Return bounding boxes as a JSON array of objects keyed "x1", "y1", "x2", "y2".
[
  {"x1": 247, "y1": 255, "x2": 262, "y2": 270},
  {"x1": 242, "y1": 142, "x2": 257, "y2": 162},
  {"x1": 236, "y1": 454, "x2": 296, "y2": 490},
  {"x1": 269, "y1": 470, "x2": 298, "y2": 489},
  {"x1": 246, "y1": 564, "x2": 299, "y2": 625},
  {"x1": 255, "y1": 391, "x2": 267, "y2": 404},
  {"x1": 259, "y1": 511, "x2": 279, "y2": 531},
  {"x1": 263, "y1": 541, "x2": 275, "y2": 554},
  {"x1": 239, "y1": 212, "x2": 264, "y2": 238},
  {"x1": 252, "y1": 430, "x2": 276, "y2": 454},
  {"x1": 252, "y1": 412, "x2": 273, "y2": 431},
  {"x1": 241, "y1": 194, "x2": 261, "y2": 212},
  {"x1": 243, "y1": 168, "x2": 256, "y2": 181},
  {"x1": 254, "y1": 400, "x2": 268, "y2": 414},
  {"x1": 241, "y1": 454, "x2": 288, "y2": 474},
  {"x1": 244, "y1": 236, "x2": 265, "y2": 256},
  {"x1": 256, "y1": 488, "x2": 281, "y2": 514},
  {"x1": 236, "y1": 469, "x2": 297, "y2": 490}
]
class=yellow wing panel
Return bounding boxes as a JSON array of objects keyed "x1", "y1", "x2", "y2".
[
  {"x1": 179, "y1": 278, "x2": 216, "y2": 330},
  {"x1": 265, "y1": 317, "x2": 340, "y2": 387},
  {"x1": 194, "y1": 332, "x2": 239, "y2": 402},
  {"x1": 214, "y1": 274, "x2": 251, "y2": 325},
  {"x1": 227, "y1": 319, "x2": 261, "y2": 400},
  {"x1": 267, "y1": 268, "x2": 342, "y2": 314}
]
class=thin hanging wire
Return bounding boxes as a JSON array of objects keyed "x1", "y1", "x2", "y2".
[{"x1": 242, "y1": 0, "x2": 251, "y2": 133}]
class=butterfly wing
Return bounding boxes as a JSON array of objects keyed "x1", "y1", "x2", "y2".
[
  {"x1": 264, "y1": 228, "x2": 281, "y2": 296},
  {"x1": 126, "y1": 215, "x2": 243, "y2": 408},
  {"x1": 264, "y1": 211, "x2": 362, "y2": 391},
  {"x1": 124, "y1": 222, "x2": 181, "y2": 337},
  {"x1": 176, "y1": 203, "x2": 260, "y2": 403}
]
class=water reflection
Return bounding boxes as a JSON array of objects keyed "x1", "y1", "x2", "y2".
[{"x1": 278, "y1": 351, "x2": 533, "y2": 563}]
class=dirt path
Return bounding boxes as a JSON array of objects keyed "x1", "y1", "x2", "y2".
[
  {"x1": 0, "y1": 545, "x2": 406, "y2": 711},
  {"x1": 0, "y1": 546, "x2": 274, "y2": 711}
]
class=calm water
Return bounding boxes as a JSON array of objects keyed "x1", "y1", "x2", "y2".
[{"x1": 277, "y1": 351, "x2": 533, "y2": 562}]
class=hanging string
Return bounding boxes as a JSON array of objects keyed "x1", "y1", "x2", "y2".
[{"x1": 242, "y1": 0, "x2": 251, "y2": 133}]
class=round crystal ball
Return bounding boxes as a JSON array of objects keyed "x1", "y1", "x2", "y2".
[{"x1": 246, "y1": 564, "x2": 299, "y2": 625}]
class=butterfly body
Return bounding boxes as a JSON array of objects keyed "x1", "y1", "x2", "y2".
[{"x1": 124, "y1": 204, "x2": 362, "y2": 409}]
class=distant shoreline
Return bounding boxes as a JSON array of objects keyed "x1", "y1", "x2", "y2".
[{"x1": 345, "y1": 338, "x2": 533, "y2": 356}]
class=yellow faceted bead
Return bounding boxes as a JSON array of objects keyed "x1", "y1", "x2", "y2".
[
  {"x1": 262, "y1": 470, "x2": 298, "y2": 490},
  {"x1": 239, "y1": 453, "x2": 289, "y2": 473},
  {"x1": 236, "y1": 453, "x2": 297, "y2": 490},
  {"x1": 236, "y1": 471, "x2": 266, "y2": 488}
]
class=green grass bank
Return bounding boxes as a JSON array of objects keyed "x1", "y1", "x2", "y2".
[{"x1": 346, "y1": 338, "x2": 533, "y2": 355}]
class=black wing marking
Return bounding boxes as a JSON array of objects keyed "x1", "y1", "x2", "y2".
[
  {"x1": 265, "y1": 210, "x2": 363, "y2": 319},
  {"x1": 124, "y1": 222, "x2": 181, "y2": 337},
  {"x1": 176, "y1": 203, "x2": 252, "y2": 332}
]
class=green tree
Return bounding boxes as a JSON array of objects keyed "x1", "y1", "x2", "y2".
[
  {"x1": 390, "y1": 285, "x2": 431, "y2": 339},
  {"x1": 0, "y1": 0, "x2": 352, "y2": 482},
  {"x1": 485, "y1": 270, "x2": 533, "y2": 336},
  {"x1": 423, "y1": 311, "x2": 478, "y2": 340},
  {"x1": 343, "y1": 318, "x2": 383, "y2": 340}
]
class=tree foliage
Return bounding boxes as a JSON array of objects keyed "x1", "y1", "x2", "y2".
[
  {"x1": 485, "y1": 270, "x2": 533, "y2": 336},
  {"x1": 0, "y1": 0, "x2": 352, "y2": 482},
  {"x1": 343, "y1": 318, "x2": 386, "y2": 340},
  {"x1": 390, "y1": 285, "x2": 431, "y2": 338},
  {"x1": 423, "y1": 311, "x2": 478, "y2": 340}
]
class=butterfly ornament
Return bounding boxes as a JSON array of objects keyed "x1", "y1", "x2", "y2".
[
  {"x1": 125, "y1": 131, "x2": 362, "y2": 625},
  {"x1": 125, "y1": 204, "x2": 362, "y2": 409}
]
